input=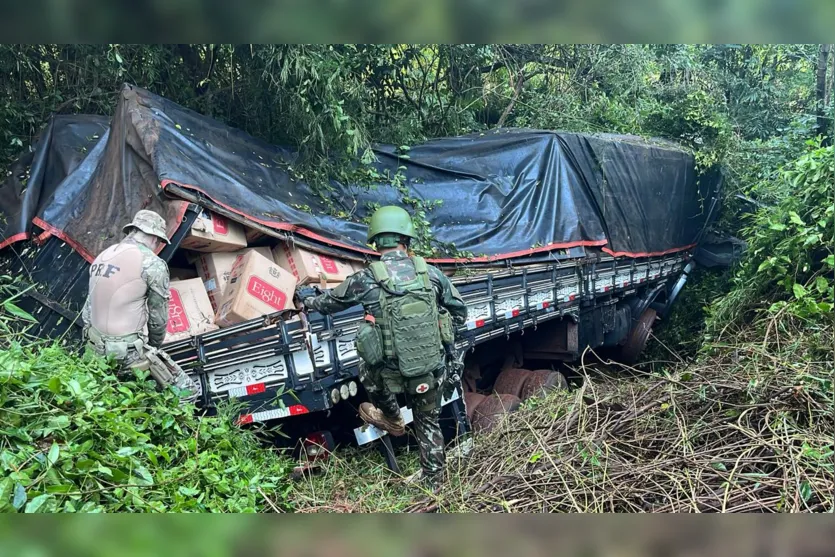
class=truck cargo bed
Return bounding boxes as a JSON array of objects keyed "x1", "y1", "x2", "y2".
[{"x1": 161, "y1": 248, "x2": 689, "y2": 438}]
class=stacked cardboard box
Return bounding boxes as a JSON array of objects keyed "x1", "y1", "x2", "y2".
[
  {"x1": 163, "y1": 278, "x2": 218, "y2": 343},
  {"x1": 165, "y1": 213, "x2": 378, "y2": 340},
  {"x1": 180, "y1": 210, "x2": 247, "y2": 252},
  {"x1": 323, "y1": 259, "x2": 365, "y2": 290},
  {"x1": 273, "y1": 244, "x2": 355, "y2": 286},
  {"x1": 215, "y1": 250, "x2": 298, "y2": 327},
  {"x1": 195, "y1": 247, "x2": 273, "y2": 311}
]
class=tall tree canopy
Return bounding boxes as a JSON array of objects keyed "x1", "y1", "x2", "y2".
[{"x1": 1, "y1": 44, "x2": 832, "y2": 200}]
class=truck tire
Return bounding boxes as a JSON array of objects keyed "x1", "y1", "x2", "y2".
[
  {"x1": 619, "y1": 308, "x2": 657, "y2": 364},
  {"x1": 520, "y1": 369, "x2": 569, "y2": 400},
  {"x1": 471, "y1": 393, "x2": 521, "y2": 433},
  {"x1": 463, "y1": 392, "x2": 487, "y2": 421},
  {"x1": 493, "y1": 368, "x2": 535, "y2": 398}
]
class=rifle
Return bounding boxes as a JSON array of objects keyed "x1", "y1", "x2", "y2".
[
  {"x1": 142, "y1": 345, "x2": 199, "y2": 402},
  {"x1": 442, "y1": 343, "x2": 465, "y2": 400}
]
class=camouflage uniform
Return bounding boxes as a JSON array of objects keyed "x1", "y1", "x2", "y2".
[
  {"x1": 305, "y1": 249, "x2": 467, "y2": 481},
  {"x1": 82, "y1": 237, "x2": 170, "y2": 363},
  {"x1": 82, "y1": 210, "x2": 196, "y2": 396}
]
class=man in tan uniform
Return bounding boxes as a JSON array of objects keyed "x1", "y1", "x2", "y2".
[{"x1": 82, "y1": 210, "x2": 196, "y2": 398}]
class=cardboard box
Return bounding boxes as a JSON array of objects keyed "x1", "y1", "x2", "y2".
[
  {"x1": 215, "y1": 251, "x2": 298, "y2": 327},
  {"x1": 245, "y1": 227, "x2": 266, "y2": 244},
  {"x1": 164, "y1": 278, "x2": 218, "y2": 343},
  {"x1": 273, "y1": 244, "x2": 355, "y2": 285},
  {"x1": 196, "y1": 247, "x2": 273, "y2": 311},
  {"x1": 179, "y1": 210, "x2": 248, "y2": 252}
]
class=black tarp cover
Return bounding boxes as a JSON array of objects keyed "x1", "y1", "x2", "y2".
[
  {"x1": 0, "y1": 115, "x2": 108, "y2": 251},
  {"x1": 1, "y1": 85, "x2": 720, "y2": 263}
]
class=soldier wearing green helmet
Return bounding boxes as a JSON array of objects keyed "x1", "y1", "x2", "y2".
[
  {"x1": 82, "y1": 210, "x2": 196, "y2": 400},
  {"x1": 302, "y1": 205, "x2": 467, "y2": 486},
  {"x1": 366, "y1": 204, "x2": 418, "y2": 248}
]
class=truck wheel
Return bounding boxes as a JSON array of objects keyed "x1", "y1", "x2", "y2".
[
  {"x1": 619, "y1": 308, "x2": 657, "y2": 364},
  {"x1": 463, "y1": 392, "x2": 487, "y2": 421},
  {"x1": 493, "y1": 368, "x2": 535, "y2": 398},
  {"x1": 520, "y1": 369, "x2": 569, "y2": 400},
  {"x1": 471, "y1": 393, "x2": 521, "y2": 433}
]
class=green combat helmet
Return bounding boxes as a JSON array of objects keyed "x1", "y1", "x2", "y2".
[
  {"x1": 367, "y1": 206, "x2": 416, "y2": 249},
  {"x1": 123, "y1": 210, "x2": 170, "y2": 244}
]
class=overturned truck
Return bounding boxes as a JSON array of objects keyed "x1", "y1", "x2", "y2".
[{"x1": 0, "y1": 85, "x2": 722, "y2": 456}]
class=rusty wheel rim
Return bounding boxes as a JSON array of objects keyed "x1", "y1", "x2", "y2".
[
  {"x1": 463, "y1": 392, "x2": 487, "y2": 421},
  {"x1": 521, "y1": 369, "x2": 569, "y2": 400},
  {"x1": 471, "y1": 393, "x2": 521, "y2": 432},
  {"x1": 493, "y1": 368, "x2": 535, "y2": 398}
]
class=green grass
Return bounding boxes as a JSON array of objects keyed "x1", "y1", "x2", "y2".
[
  {"x1": 291, "y1": 444, "x2": 427, "y2": 512},
  {"x1": 0, "y1": 337, "x2": 295, "y2": 513}
]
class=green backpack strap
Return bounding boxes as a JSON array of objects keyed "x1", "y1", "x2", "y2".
[
  {"x1": 369, "y1": 261, "x2": 391, "y2": 287},
  {"x1": 411, "y1": 256, "x2": 432, "y2": 290},
  {"x1": 368, "y1": 260, "x2": 395, "y2": 359}
]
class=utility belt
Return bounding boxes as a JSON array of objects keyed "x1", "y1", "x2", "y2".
[
  {"x1": 373, "y1": 362, "x2": 444, "y2": 396},
  {"x1": 87, "y1": 327, "x2": 145, "y2": 361},
  {"x1": 87, "y1": 327, "x2": 197, "y2": 401}
]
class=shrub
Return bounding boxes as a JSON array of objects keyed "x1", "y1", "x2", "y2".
[
  {"x1": 710, "y1": 140, "x2": 834, "y2": 328},
  {"x1": 0, "y1": 340, "x2": 293, "y2": 513}
]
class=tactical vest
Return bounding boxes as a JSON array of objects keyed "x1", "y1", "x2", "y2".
[
  {"x1": 362, "y1": 256, "x2": 445, "y2": 379},
  {"x1": 88, "y1": 242, "x2": 150, "y2": 337}
]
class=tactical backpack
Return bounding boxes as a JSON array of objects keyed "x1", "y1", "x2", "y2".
[{"x1": 355, "y1": 256, "x2": 445, "y2": 383}]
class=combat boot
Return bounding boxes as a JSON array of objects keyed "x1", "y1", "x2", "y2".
[
  {"x1": 359, "y1": 402, "x2": 406, "y2": 437},
  {"x1": 404, "y1": 469, "x2": 443, "y2": 492}
]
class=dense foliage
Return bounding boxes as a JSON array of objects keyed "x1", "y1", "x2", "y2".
[
  {"x1": 710, "y1": 142, "x2": 834, "y2": 327},
  {"x1": 0, "y1": 44, "x2": 832, "y2": 514},
  {"x1": 0, "y1": 289, "x2": 293, "y2": 513},
  {"x1": 3, "y1": 44, "x2": 831, "y2": 200},
  {"x1": 3, "y1": 44, "x2": 831, "y2": 254}
]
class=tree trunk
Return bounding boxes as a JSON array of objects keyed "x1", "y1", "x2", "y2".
[
  {"x1": 815, "y1": 44, "x2": 832, "y2": 145},
  {"x1": 497, "y1": 71, "x2": 525, "y2": 128}
]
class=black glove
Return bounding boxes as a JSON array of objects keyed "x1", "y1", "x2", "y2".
[{"x1": 295, "y1": 285, "x2": 322, "y2": 301}]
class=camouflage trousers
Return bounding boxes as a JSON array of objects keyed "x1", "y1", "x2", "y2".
[
  {"x1": 86, "y1": 328, "x2": 196, "y2": 396},
  {"x1": 359, "y1": 362, "x2": 445, "y2": 482}
]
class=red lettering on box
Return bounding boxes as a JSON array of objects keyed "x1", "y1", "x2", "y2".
[
  {"x1": 167, "y1": 288, "x2": 190, "y2": 334},
  {"x1": 206, "y1": 291, "x2": 217, "y2": 310},
  {"x1": 246, "y1": 275, "x2": 287, "y2": 311},
  {"x1": 228, "y1": 255, "x2": 245, "y2": 285},
  {"x1": 283, "y1": 247, "x2": 301, "y2": 279},
  {"x1": 212, "y1": 213, "x2": 229, "y2": 235},
  {"x1": 319, "y1": 256, "x2": 338, "y2": 274}
]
